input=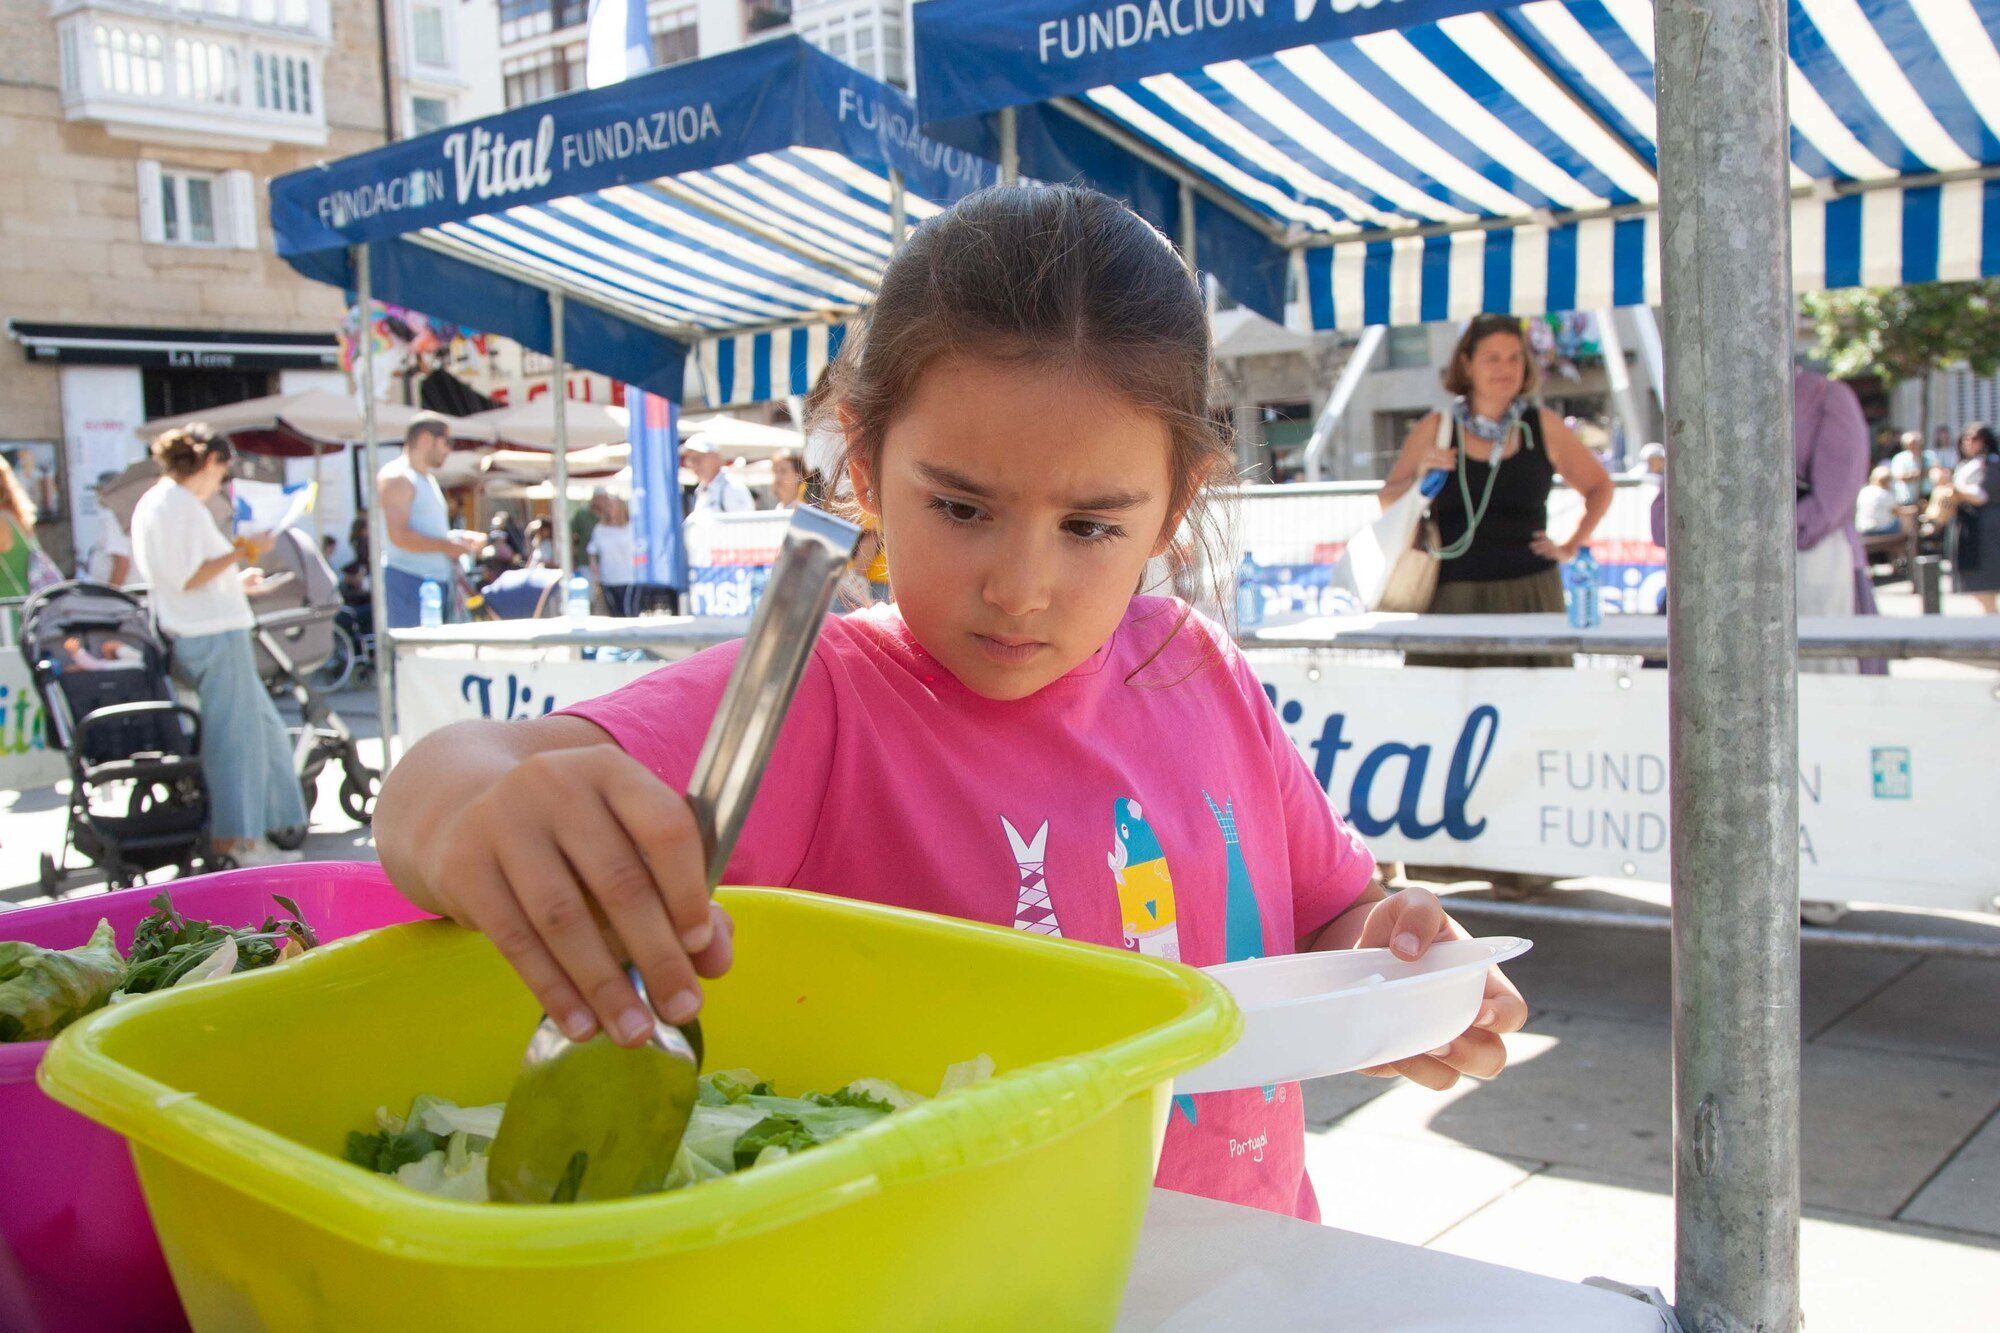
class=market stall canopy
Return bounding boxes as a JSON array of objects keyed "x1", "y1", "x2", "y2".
[
  {"x1": 136, "y1": 390, "x2": 495, "y2": 456},
  {"x1": 679, "y1": 413, "x2": 804, "y2": 459},
  {"x1": 915, "y1": 0, "x2": 2000, "y2": 328},
  {"x1": 268, "y1": 38, "x2": 998, "y2": 401},
  {"x1": 464, "y1": 400, "x2": 629, "y2": 451}
]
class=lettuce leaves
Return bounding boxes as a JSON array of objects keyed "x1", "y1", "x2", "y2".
[
  {"x1": 0, "y1": 920, "x2": 124, "y2": 1043},
  {"x1": 354, "y1": 1059, "x2": 996, "y2": 1202}
]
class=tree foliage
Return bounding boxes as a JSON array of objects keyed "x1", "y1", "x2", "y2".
[{"x1": 1801, "y1": 280, "x2": 2000, "y2": 385}]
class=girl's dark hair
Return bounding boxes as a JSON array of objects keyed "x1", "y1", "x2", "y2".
[
  {"x1": 810, "y1": 184, "x2": 1233, "y2": 667},
  {"x1": 1442, "y1": 313, "x2": 1541, "y2": 399},
  {"x1": 1961, "y1": 422, "x2": 1997, "y2": 455},
  {"x1": 151, "y1": 424, "x2": 232, "y2": 479}
]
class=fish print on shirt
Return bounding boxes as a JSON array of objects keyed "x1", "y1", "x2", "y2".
[
  {"x1": 1207, "y1": 791, "x2": 1277, "y2": 1105},
  {"x1": 1109, "y1": 799, "x2": 1180, "y2": 961},
  {"x1": 1002, "y1": 817, "x2": 1060, "y2": 936}
]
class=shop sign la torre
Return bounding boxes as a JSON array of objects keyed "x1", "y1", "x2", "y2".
[{"x1": 1037, "y1": 0, "x2": 1409, "y2": 63}]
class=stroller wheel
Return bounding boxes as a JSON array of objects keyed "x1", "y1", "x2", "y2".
[
  {"x1": 339, "y1": 771, "x2": 379, "y2": 824},
  {"x1": 39, "y1": 853, "x2": 63, "y2": 896},
  {"x1": 269, "y1": 824, "x2": 309, "y2": 851}
]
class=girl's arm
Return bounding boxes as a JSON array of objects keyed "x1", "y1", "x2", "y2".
[
  {"x1": 1379, "y1": 413, "x2": 1452, "y2": 509},
  {"x1": 378, "y1": 713, "x2": 731, "y2": 1048},
  {"x1": 1300, "y1": 879, "x2": 1528, "y2": 1091},
  {"x1": 1533, "y1": 410, "x2": 1615, "y2": 561}
]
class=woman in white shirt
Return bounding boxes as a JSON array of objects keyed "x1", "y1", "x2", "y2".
[
  {"x1": 130, "y1": 426, "x2": 309, "y2": 866},
  {"x1": 586, "y1": 489, "x2": 637, "y2": 616}
]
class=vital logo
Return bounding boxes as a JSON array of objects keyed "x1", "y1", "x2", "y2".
[
  {"x1": 1870, "y1": 747, "x2": 1912, "y2": 800},
  {"x1": 443, "y1": 116, "x2": 557, "y2": 206},
  {"x1": 1265, "y1": 685, "x2": 1499, "y2": 841}
]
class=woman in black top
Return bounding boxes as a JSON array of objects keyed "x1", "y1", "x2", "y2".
[{"x1": 1380, "y1": 314, "x2": 1615, "y2": 665}]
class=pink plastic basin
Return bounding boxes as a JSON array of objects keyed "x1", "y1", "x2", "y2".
[{"x1": 0, "y1": 863, "x2": 427, "y2": 1333}]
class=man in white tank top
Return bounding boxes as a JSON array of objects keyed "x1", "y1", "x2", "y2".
[{"x1": 377, "y1": 413, "x2": 482, "y2": 628}]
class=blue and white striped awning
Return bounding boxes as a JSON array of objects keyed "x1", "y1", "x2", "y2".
[
  {"x1": 915, "y1": 0, "x2": 2000, "y2": 328},
  {"x1": 272, "y1": 38, "x2": 993, "y2": 399},
  {"x1": 697, "y1": 320, "x2": 852, "y2": 406}
]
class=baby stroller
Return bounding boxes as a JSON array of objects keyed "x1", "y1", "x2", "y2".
[
  {"x1": 18, "y1": 581, "x2": 223, "y2": 894},
  {"x1": 247, "y1": 528, "x2": 382, "y2": 845}
]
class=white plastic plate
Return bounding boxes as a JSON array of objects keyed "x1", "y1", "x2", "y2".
[{"x1": 1174, "y1": 937, "x2": 1533, "y2": 1095}]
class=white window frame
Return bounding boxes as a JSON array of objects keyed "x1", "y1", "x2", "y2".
[
  {"x1": 407, "y1": 0, "x2": 455, "y2": 74},
  {"x1": 408, "y1": 92, "x2": 452, "y2": 136},
  {"x1": 163, "y1": 167, "x2": 221, "y2": 247}
]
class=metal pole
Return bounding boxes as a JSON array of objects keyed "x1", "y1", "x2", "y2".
[
  {"x1": 311, "y1": 440, "x2": 324, "y2": 550},
  {"x1": 548, "y1": 290, "x2": 573, "y2": 583},
  {"x1": 888, "y1": 167, "x2": 908, "y2": 252},
  {"x1": 1303, "y1": 325, "x2": 1386, "y2": 481},
  {"x1": 1595, "y1": 308, "x2": 1645, "y2": 466},
  {"x1": 999, "y1": 107, "x2": 1019, "y2": 186},
  {"x1": 1178, "y1": 180, "x2": 1197, "y2": 274},
  {"x1": 1655, "y1": 0, "x2": 1802, "y2": 1328},
  {"x1": 356, "y1": 244, "x2": 397, "y2": 768},
  {"x1": 1633, "y1": 304, "x2": 1668, "y2": 413}
]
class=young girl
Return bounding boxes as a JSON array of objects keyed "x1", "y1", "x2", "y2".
[{"x1": 380, "y1": 185, "x2": 1524, "y2": 1221}]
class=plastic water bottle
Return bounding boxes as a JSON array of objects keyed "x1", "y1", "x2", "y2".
[
  {"x1": 565, "y1": 574, "x2": 592, "y2": 619},
  {"x1": 418, "y1": 580, "x2": 443, "y2": 628},
  {"x1": 1235, "y1": 554, "x2": 1264, "y2": 630},
  {"x1": 1565, "y1": 546, "x2": 1602, "y2": 630}
]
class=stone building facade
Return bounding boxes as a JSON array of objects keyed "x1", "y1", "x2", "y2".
[{"x1": 2, "y1": 0, "x2": 494, "y2": 569}]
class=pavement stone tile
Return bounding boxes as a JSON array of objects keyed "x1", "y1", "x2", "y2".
[
  {"x1": 1904, "y1": 1107, "x2": 2000, "y2": 1237},
  {"x1": 1303, "y1": 1124, "x2": 1540, "y2": 1247},
  {"x1": 1426, "y1": 1166, "x2": 2000, "y2": 1333},
  {"x1": 1816, "y1": 957, "x2": 2000, "y2": 1066},
  {"x1": 1452, "y1": 914, "x2": 1919, "y2": 1036},
  {"x1": 1338, "y1": 1011, "x2": 2000, "y2": 1217},
  {"x1": 1301, "y1": 1073, "x2": 1395, "y2": 1128}
]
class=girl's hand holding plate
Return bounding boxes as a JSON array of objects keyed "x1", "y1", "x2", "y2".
[{"x1": 1354, "y1": 886, "x2": 1527, "y2": 1090}]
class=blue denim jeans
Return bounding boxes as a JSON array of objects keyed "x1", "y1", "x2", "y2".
[{"x1": 173, "y1": 629, "x2": 309, "y2": 842}]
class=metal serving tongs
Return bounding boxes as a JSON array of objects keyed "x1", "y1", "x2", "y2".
[{"x1": 486, "y1": 507, "x2": 864, "y2": 1203}]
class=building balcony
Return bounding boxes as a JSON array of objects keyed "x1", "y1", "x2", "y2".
[{"x1": 51, "y1": 0, "x2": 333, "y2": 150}]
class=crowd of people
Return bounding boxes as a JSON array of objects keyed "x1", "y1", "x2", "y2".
[{"x1": 1857, "y1": 423, "x2": 1998, "y2": 613}]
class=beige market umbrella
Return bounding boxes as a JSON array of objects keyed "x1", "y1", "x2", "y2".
[
  {"x1": 93, "y1": 460, "x2": 232, "y2": 535},
  {"x1": 463, "y1": 400, "x2": 628, "y2": 451},
  {"x1": 481, "y1": 443, "x2": 630, "y2": 481},
  {"x1": 679, "y1": 413, "x2": 802, "y2": 461},
  {"x1": 136, "y1": 390, "x2": 494, "y2": 456}
]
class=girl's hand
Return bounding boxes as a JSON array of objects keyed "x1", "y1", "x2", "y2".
[
  {"x1": 419, "y1": 742, "x2": 733, "y2": 1048},
  {"x1": 1354, "y1": 887, "x2": 1527, "y2": 1091},
  {"x1": 1529, "y1": 530, "x2": 1579, "y2": 562}
]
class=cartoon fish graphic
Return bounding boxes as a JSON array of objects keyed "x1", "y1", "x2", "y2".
[
  {"x1": 1207, "y1": 791, "x2": 1277, "y2": 1105},
  {"x1": 1110, "y1": 798, "x2": 1180, "y2": 961},
  {"x1": 1002, "y1": 817, "x2": 1060, "y2": 937}
]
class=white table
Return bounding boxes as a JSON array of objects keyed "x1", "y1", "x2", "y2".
[{"x1": 1122, "y1": 1191, "x2": 1673, "y2": 1331}]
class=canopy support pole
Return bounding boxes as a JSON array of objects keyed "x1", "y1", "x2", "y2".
[
  {"x1": 1633, "y1": 304, "x2": 1668, "y2": 412},
  {"x1": 1302, "y1": 325, "x2": 1384, "y2": 482},
  {"x1": 549, "y1": 290, "x2": 574, "y2": 585},
  {"x1": 1655, "y1": 0, "x2": 1802, "y2": 1328},
  {"x1": 888, "y1": 167, "x2": 908, "y2": 251},
  {"x1": 356, "y1": 244, "x2": 396, "y2": 769},
  {"x1": 1178, "y1": 181, "x2": 1197, "y2": 274},
  {"x1": 1595, "y1": 309, "x2": 1646, "y2": 466},
  {"x1": 311, "y1": 440, "x2": 324, "y2": 550},
  {"x1": 999, "y1": 108, "x2": 1019, "y2": 185}
]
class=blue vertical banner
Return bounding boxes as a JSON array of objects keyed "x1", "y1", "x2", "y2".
[
  {"x1": 628, "y1": 389, "x2": 688, "y2": 593},
  {"x1": 585, "y1": 0, "x2": 652, "y2": 89}
]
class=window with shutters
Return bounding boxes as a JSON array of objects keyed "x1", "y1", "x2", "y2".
[
  {"x1": 410, "y1": 1, "x2": 451, "y2": 71},
  {"x1": 157, "y1": 168, "x2": 220, "y2": 247}
]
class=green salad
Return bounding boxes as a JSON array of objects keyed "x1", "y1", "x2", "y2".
[
  {"x1": 347, "y1": 1055, "x2": 996, "y2": 1203},
  {"x1": 0, "y1": 894, "x2": 318, "y2": 1043}
]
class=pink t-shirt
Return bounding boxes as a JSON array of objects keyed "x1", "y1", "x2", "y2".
[{"x1": 563, "y1": 596, "x2": 1376, "y2": 1219}]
